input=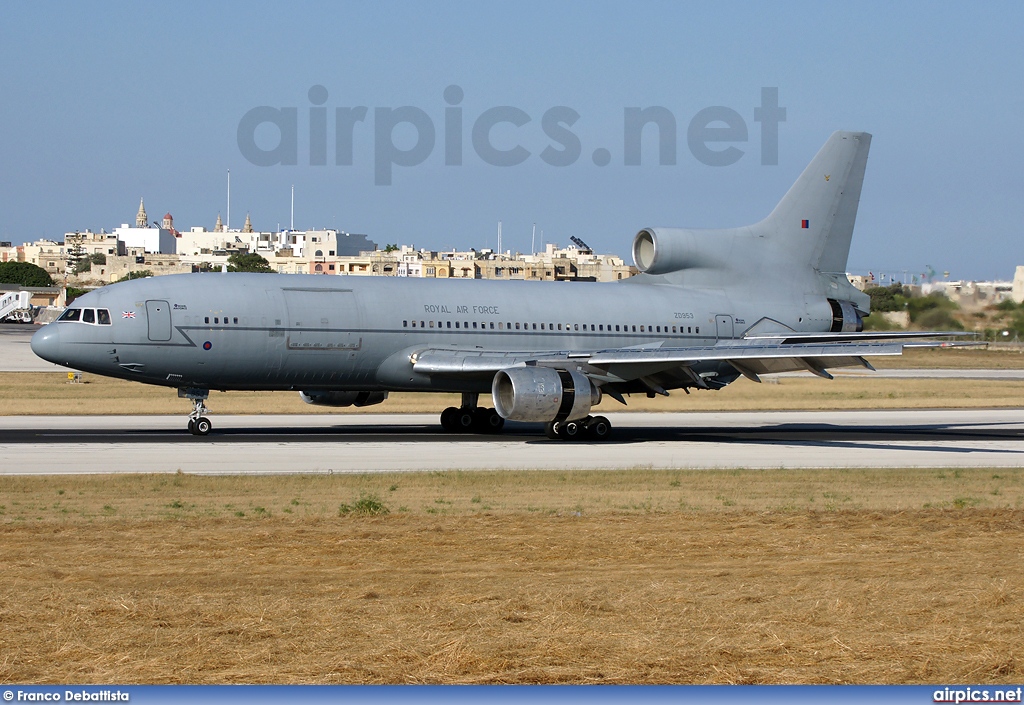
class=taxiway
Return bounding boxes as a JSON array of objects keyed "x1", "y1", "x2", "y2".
[{"x1": 2, "y1": 409, "x2": 1022, "y2": 474}]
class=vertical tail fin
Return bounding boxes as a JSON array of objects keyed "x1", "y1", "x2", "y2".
[{"x1": 759, "y1": 131, "x2": 871, "y2": 273}]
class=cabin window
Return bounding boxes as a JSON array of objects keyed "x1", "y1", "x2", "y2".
[
  {"x1": 205, "y1": 317, "x2": 210, "y2": 324},
  {"x1": 557, "y1": 323, "x2": 562, "y2": 331},
  {"x1": 672, "y1": 326, "x2": 677, "y2": 333},
  {"x1": 498, "y1": 322, "x2": 503, "y2": 329},
  {"x1": 632, "y1": 325, "x2": 636, "y2": 332},
  {"x1": 540, "y1": 323, "x2": 545, "y2": 330},
  {"x1": 532, "y1": 323, "x2": 537, "y2": 330},
  {"x1": 233, "y1": 318, "x2": 239, "y2": 324},
  {"x1": 97, "y1": 309, "x2": 111, "y2": 325},
  {"x1": 695, "y1": 327, "x2": 700, "y2": 334},
  {"x1": 403, "y1": 320, "x2": 408, "y2": 327},
  {"x1": 615, "y1": 325, "x2": 620, "y2": 331},
  {"x1": 454, "y1": 322, "x2": 459, "y2": 328},
  {"x1": 515, "y1": 323, "x2": 520, "y2": 330},
  {"x1": 82, "y1": 309, "x2": 95, "y2": 324},
  {"x1": 447, "y1": 321, "x2": 452, "y2": 329},
  {"x1": 429, "y1": 321, "x2": 434, "y2": 328},
  {"x1": 656, "y1": 326, "x2": 661, "y2": 333},
  {"x1": 473, "y1": 322, "x2": 478, "y2": 329},
  {"x1": 421, "y1": 321, "x2": 425, "y2": 328},
  {"x1": 489, "y1": 322, "x2": 494, "y2": 329},
  {"x1": 599, "y1": 325, "x2": 604, "y2": 331}
]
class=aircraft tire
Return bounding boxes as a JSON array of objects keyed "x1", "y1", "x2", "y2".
[
  {"x1": 558, "y1": 420, "x2": 584, "y2": 440},
  {"x1": 586, "y1": 416, "x2": 612, "y2": 441},
  {"x1": 440, "y1": 407, "x2": 459, "y2": 431},
  {"x1": 187, "y1": 419, "x2": 196, "y2": 434},
  {"x1": 194, "y1": 417, "x2": 212, "y2": 436},
  {"x1": 544, "y1": 421, "x2": 560, "y2": 440},
  {"x1": 455, "y1": 409, "x2": 476, "y2": 432},
  {"x1": 474, "y1": 408, "x2": 504, "y2": 434}
]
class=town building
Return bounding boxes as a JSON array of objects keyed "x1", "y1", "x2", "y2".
[{"x1": 111, "y1": 199, "x2": 176, "y2": 254}]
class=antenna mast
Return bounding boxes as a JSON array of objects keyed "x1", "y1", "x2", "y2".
[
  {"x1": 226, "y1": 169, "x2": 231, "y2": 230},
  {"x1": 290, "y1": 185, "x2": 295, "y2": 230}
]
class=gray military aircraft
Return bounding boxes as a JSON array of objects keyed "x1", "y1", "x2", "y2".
[{"x1": 31, "y1": 131, "x2": 953, "y2": 440}]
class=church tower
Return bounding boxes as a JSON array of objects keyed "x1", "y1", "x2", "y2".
[
  {"x1": 162, "y1": 213, "x2": 174, "y2": 231},
  {"x1": 243, "y1": 213, "x2": 253, "y2": 233},
  {"x1": 136, "y1": 198, "x2": 148, "y2": 228},
  {"x1": 214, "y1": 213, "x2": 224, "y2": 233}
]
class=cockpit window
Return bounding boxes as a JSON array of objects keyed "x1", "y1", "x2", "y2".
[{"x1": 57, "y1": 308, "x2": 112, "y2": 325}]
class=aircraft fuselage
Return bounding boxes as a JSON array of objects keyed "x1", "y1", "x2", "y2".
[{"x1": 32, "y1": 272, "x2": 834, "y2": 394}]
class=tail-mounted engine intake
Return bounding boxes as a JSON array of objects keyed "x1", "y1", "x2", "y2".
[
  {"x1": 632, "y1": 227, "x2": 731, "y2": 275},
  {"x1": 828, "y1": 299, "x2": 864, "y2": 332},
  {"x1": 492, "y1": 367, "x2": 601, "y2": 423},
  {"x1": 299, "y1": 390, "x2": 389, "y2": 407}
]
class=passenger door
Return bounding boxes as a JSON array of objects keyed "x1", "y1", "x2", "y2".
[
  {"x1": 146, "y1": 300, "x2": 172, "y2": 341},
  {"x1": 715, "y1": 314, "x2": 734, "y2": 340}
]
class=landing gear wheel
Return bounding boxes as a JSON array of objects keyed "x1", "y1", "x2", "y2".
[
  {"x1": 544, "y1": 421, "x2": 560, "y2": 440},
  {"x1": 558, "y1": 420, "x2": 584, "y2": 440},
  {"x1": 455, "y1": 409, "x2": 475, "y2": 432},
  {"x1": 440, "y1": 406, "x2": 459, "y2": 432},
  {"x1": 187, "y1": 419, "x2": 196, "y2": 434},
  {"x1": 473, "y1": 407, "x2": 505, "y2": 434},
  {"x1": 193, "y1": 417, "x2": 212, "y2": 436},
  {"x1": 586, "y1": 416, "x2": 612, "y2": 441}
]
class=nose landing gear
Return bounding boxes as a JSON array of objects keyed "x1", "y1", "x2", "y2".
[{"x1": 179, "y1": 387, "x2": 212, "y2": 436}]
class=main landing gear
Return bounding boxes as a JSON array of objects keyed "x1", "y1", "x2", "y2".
[
  {"x1": 440, "y1": 393, "x2": 505, "y2": 435},
  {"x1": 179, "y1": 387, "x2": 213, "y2": 436},
  {"x1": 544, "y1": 416, "x2": 612, "y2": 442}
]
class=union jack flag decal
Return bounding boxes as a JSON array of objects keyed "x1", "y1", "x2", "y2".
[{"x1": 122, "y1": 311, "x2": 136, "y2": 319}]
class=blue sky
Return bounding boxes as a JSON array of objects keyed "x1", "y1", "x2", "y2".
[{"x1": 1, "y1": 1, "x2": 1021, "y2": 280}]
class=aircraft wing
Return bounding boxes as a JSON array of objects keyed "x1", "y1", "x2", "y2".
[{"x1": 410, "y1": 335, "x2": 963, "y2": 386}]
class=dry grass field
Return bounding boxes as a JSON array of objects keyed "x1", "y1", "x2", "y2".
[
  {"x1": 1, "y1": 470, "x2": 1022, "y2": 684},
  {"x1": 2, "y1": 347, "x2": 1021, "y2": 684}
]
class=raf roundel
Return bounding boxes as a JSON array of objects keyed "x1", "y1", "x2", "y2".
[{"x1": 203, "y1": 341, "x2": 212, "y2": 351}]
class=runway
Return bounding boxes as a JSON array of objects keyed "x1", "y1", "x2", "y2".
[{"x1": 3, "y1": 409, "x2": 1023, "y2": 474}]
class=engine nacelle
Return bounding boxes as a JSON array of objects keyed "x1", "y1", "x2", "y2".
[
  {"x1": 828, "y1": 299, "x2": 864, "y2": 332},
  {"x1": 299, "y1": 390, "x2": 389, "y2": 407},
  {"x1": 632, "y1": 227, "x2": 732, "y2": 275},
  {"x1": 492, "y1": 367, "x2": 601, "y2": 423}
]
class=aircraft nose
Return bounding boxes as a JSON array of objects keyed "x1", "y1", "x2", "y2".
[{"x1": 31, "y1": 324, "x2": 62, "y2": 364}]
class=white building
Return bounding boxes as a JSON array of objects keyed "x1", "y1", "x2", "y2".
[{"x1": 112, "y1": 199, "x2": 176, "y2": 254}]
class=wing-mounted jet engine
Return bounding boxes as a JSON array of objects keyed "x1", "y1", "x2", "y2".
[{"x1": 492, "y1": 367, "x2": 609, "y2": 440}]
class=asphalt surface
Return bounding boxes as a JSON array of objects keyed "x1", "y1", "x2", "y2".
[{"x1": 3, "y1": 409, "x2": 1023, "y2": 473}]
